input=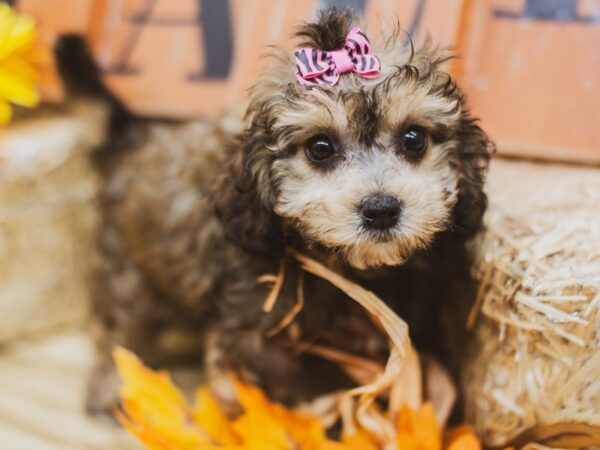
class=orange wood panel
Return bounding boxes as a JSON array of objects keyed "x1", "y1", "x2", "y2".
[
  {"x1": 460, "y1": 0, "x2": 600, "y2": 163},
  {"x1": 19, "y1": 0, "x2": 600, "y2": 162},
  {"x1": 18, "y1": 0, "x2": 465, "y2": 118},
  {"x1": 364, "y1": 0, "x2": 464, "y2": 47}
]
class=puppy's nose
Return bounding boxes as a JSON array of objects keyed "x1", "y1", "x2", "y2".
[{"x1": 359, "y1": 194, "x2": 402, "y2": 230}]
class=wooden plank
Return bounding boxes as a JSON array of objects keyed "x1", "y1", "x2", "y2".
[
  {"x1": 0, "y1": 332, "x2": 140, "y2": 450},
  {"x1": 0, "y1": 422, "x2": 62, "y2": 450},
  {"x1": 18, "y1": 0, "x2": 465, "y2": 117},
  {"x1": 460, "y1": 0, "x2": 600, "y2": 164}
]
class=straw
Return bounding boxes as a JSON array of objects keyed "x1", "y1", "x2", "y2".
[{"x1": 463, "y1": 160, "x2": 600, "y2": 447}]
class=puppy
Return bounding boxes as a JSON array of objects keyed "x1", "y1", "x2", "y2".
[{"x1": 57, "y1": 8, "x2": 491, "y2": 415}]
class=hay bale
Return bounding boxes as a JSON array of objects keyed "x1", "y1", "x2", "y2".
[
  {"x1": 0, "y1": 104, "x2": 105, "y2": 345},
  {"x1": 464, "y1": 159, "x2": 600, "y2": 446}
]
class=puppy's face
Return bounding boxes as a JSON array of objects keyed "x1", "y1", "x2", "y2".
[
  {"x1": 270, "y1": 80, "x2": 461, "y2": 269},
  {"x1": 214, "y1": 12, "x2": 490, "y2": 269}
]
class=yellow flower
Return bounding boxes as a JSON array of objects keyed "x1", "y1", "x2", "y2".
[{"x1": 0, "y1": 3, "x2": 40, "y2": 124}]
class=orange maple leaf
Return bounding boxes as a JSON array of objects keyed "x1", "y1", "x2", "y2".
[
  {"x1": 444, "y1": 425, "x2": 483, "y2": 450},
  {"x1": 115, "y1": 347, "x2": 342, "y2": 450},
  {"x1": 114, "y1": 347, "x2": 484, "y2": 450}
]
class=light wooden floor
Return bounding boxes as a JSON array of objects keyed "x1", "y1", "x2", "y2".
[{"x1": 0, "y1": 331, "x2": 141, "y2": 450}]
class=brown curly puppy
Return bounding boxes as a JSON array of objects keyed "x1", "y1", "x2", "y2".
[{"x1": 57, "y1": 8, "x2": 491, "y2": 416}]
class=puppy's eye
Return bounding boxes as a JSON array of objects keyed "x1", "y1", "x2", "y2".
[
  {"x1": 400, "y1": 126, "x2": 428, "y2": 159},
  {"x1": 305, "y1": 136, "x2": 336, "y2": 164}
]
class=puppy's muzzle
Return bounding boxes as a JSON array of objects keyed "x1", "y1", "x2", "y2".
[{"x1": 359, "y1": 194, "x2": 402, "y2": 230}]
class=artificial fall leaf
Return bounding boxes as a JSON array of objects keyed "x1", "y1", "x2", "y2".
[
  {"x1": 193, "y1": 387, "x2": 239, "y2": 446},
  {"x1": 396, "y1": 403, "x2": 442, "y2": 450},
  {"x1": 340, "y1": 430, "x2": 379, "y2": 450},
  {"x1": 444, "y1": 425, "x2": 482, "y2": 450},
  {"x1": 115, "y1": 347, "x2": 339, "y2": 450},
  {"x1": 231, "y1": 379, "x2": 331, "y2": 450},
  {"x1": 114, "y1": 348, "x2": 220, "y2": 450},
  {"x1": 115, "y1": 347, "x2": 486, "y2": 450}
]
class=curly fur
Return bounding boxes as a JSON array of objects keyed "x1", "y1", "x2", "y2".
[
  {"x1": 63, "y1": 8, "x2": 492, "y2": 415},
  {"x1": 214, "y1": 8, "x2": 490, "y2": 269}
]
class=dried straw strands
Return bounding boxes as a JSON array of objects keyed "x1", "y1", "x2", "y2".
[
  {"x1": 0, "y1": 105, "x2": 105, "y2": 344},
  {"x1": 463, "y1": 160, "x2": 600, "y2": 447}
]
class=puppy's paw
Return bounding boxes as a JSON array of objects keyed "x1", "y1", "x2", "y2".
[{"x1": 85, "y1": 360, "x2": 121, "y2": 422}]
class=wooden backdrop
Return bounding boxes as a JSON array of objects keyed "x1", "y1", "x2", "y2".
[{"x1": 15, "y1": 0, "x2": 600, "y2": 164}]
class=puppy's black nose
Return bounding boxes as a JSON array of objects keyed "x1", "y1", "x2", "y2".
[{"x1": 359, "y1": 194, "x2": 401, "y2": 230}]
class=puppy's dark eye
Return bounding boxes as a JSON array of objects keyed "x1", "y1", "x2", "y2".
[
  {"x1": 400, "y1": 126, "x2": 428, "y2": 159},
  {"x1": 305, "y1": 136, "x2": 336, "y2": 163}
]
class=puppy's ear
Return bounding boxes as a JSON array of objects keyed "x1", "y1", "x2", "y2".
[
  {"x1": 211, "y1": 122, "x2": 285, "y2": 258},
  {"x1": 451, "y1": 114, "x2": 492, "y2": 237}
]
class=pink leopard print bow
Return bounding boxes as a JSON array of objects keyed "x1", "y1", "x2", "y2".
[{"x1": 295, "y1": 27, "x2": 381, "y2": 87}]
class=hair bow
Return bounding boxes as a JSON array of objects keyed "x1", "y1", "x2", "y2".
[{"x1": 295, "y1": 27, "x2": 381, "y2": 87}]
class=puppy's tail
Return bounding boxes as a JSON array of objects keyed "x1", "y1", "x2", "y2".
[{"x1": 54, "y1": 34, "x2": 132, "y2": 139}]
